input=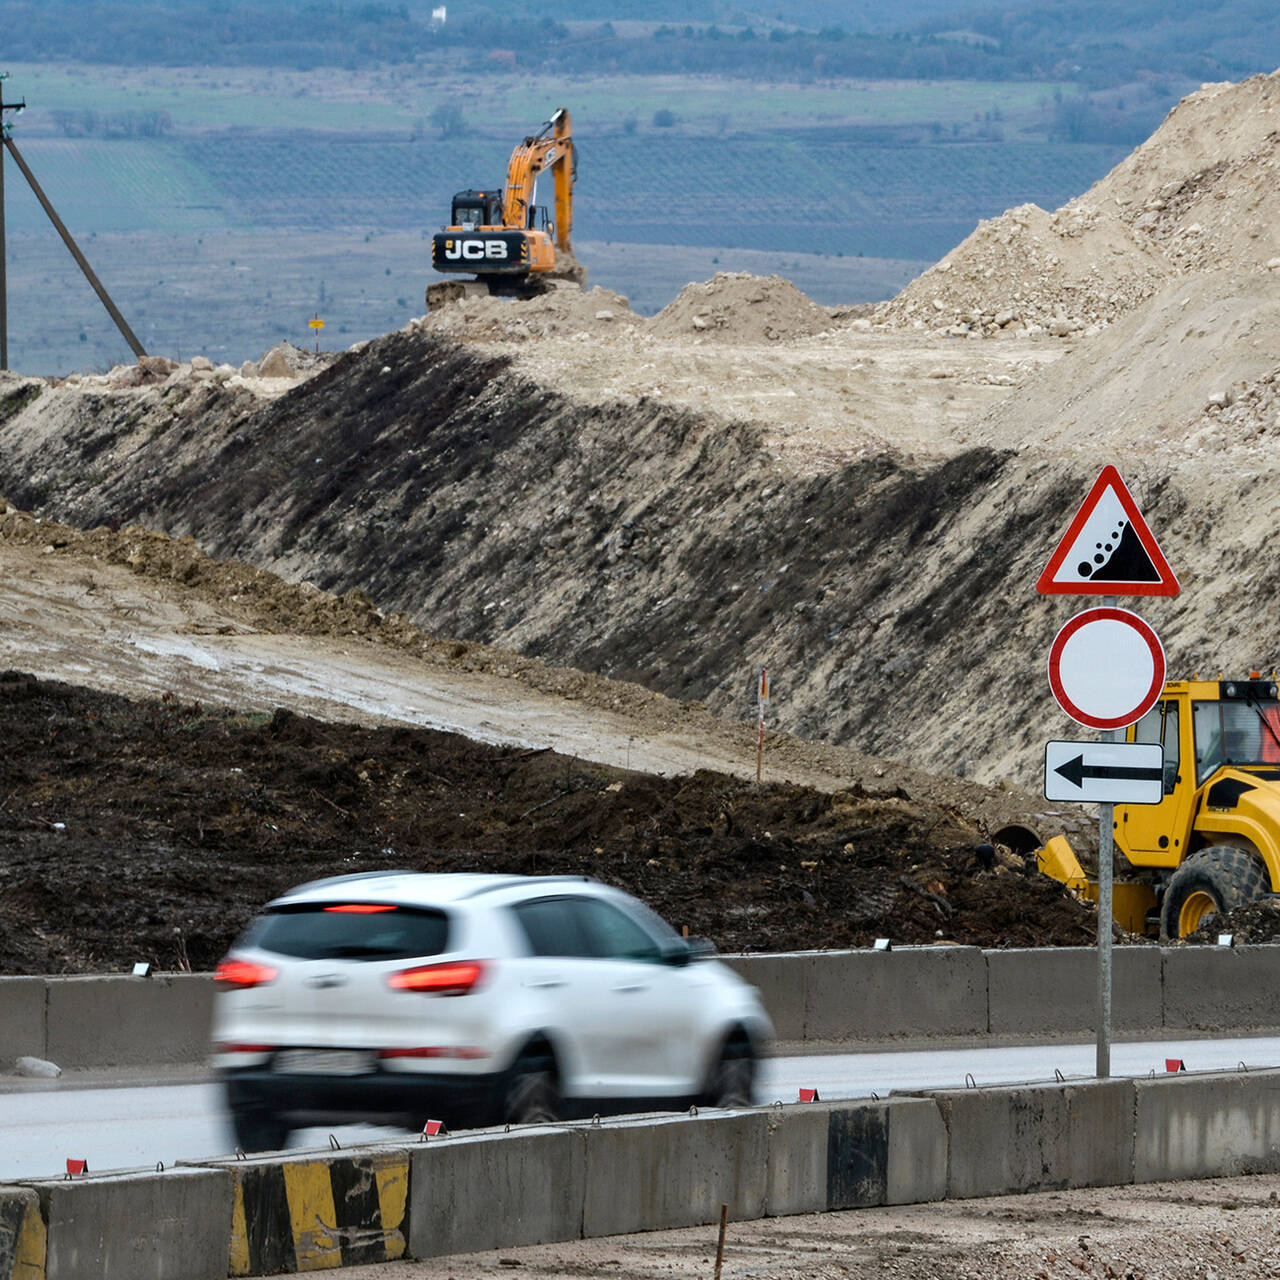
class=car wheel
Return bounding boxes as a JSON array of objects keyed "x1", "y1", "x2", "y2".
[
  {"x1": 704, "y1": 1037, "x2": 756, "y2": 1108},
  {"x1": 503, "y1": 1050, "x2": 561, "y2": 1124},
  {"x1": 229, "y1": 1107, "x2": 290, "y2": 1153}
]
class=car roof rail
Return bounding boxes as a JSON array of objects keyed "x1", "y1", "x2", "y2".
[
  {"x1": 288, "y1": 869, "x2": 411, "y2": 894},
  {"x1": 459, "y1": 873, "x2": 597, "y2": 899}
]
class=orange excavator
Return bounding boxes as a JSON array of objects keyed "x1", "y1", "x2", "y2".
[{"x1": 427, "y1": 107, "x2": 583, "y2": 309}]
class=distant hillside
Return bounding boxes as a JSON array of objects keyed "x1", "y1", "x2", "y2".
[{"x1": 0, "y1": 0, "x2": 1274, "y2": 90}]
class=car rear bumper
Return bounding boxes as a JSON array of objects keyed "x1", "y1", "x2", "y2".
[{"x1": 220, "y1": 1065, "x2": 502, "y2": 1131}]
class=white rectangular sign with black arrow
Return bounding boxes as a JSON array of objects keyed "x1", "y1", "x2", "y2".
[{"x1": 1044, "y1": 740, "x2": 1165, "y2": 805}]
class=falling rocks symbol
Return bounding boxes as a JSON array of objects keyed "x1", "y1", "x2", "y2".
[{"x1": 1076, "y1": 519, "x2": 1160, "y2": 584}]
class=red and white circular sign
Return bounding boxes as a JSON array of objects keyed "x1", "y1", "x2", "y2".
[{"x1": 1047, "y1": 606, "x2": 1165, "y2": 730}]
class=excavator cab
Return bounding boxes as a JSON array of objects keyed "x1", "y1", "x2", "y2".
[{"x1": 449, "y1": 190, "x2": 504, "y2": 230}]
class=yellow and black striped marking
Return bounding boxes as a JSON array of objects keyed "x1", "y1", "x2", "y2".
[
  {"x1": 227, "y1": 1151, "x2": 408, "y2": 1275},
  {"x1": 0, "y1": 1188, "x2": 46, "y2": 1280}
]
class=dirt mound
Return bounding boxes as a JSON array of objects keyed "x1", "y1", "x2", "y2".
[
  {"x1": 0, "y1": 672, "x2": 1101, "y2": 976},
  {"x1": 1082, "y1": 71, "x2": 1280, "y2": 275},
  {"x1": 875, "y1": 202, "x2": 1170, "y2": 336},
  {"x1": 971, "y1": 269, "x2": 1280, "y2": 458},
  {"x1": 649, "y1": 272, "x2": 833, "y2": 343},
  {"x1": 420, "y1": 283, "x2": 638, "y2": 342},
  {"x1": 878, "y1": 71, "x2": 1280, "y2": 339}
]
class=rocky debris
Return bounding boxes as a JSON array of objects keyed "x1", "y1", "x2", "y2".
[
  {"x1": 1082, "y1": 71, "x2": 1280, "y2": 272},
  {"x1": 242, "y1": 340, "x2": 332, "y2": 379},
  {"x1": 649, "y1": 272, "x2": 833, "y2": 343},
  {"x1": 418, "y1": 284, "x2": 638, "y2": 343},
  {"x1": 1179, "y1": 363, "x2": 1280, "y2": 455},
  {"x1": 1185, "y1": 896, "x2": 1280, "y2": 945},
  {"x1": 875, "y1": 201, "x2": 1169, "y2": 338},
  {"x1": 969, "y1": 268, "x2": 1280, "y2": 459}
]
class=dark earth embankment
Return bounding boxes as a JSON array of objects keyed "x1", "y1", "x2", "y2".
[
  {"x1": 0, "y1": 670, "x2": 1100, "y2": 975},
  {"x1": 0, "y1": 331, "x2": 1210, "y2": 788}
]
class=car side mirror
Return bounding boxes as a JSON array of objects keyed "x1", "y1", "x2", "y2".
[{"x1": 660, "y1": 936, "x2": 716, "y2": 966}]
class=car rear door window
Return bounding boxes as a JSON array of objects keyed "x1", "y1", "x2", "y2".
[
  {"x1": 241, "y1": 904, "x2": 449, "y2": 961},
  {"x1": 574, "y1": 898, "x2": 663, "y2": 963},
  {"x1": 511, "y1": 897, "x2": 594, "y2": 957}
]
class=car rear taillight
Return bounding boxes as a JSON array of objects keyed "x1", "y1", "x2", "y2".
[
  {"x1": 215, "y1": 1042, "x2": 276, "y2": 1054},
  {"x1": 214, "y1": 958, "x2": 279, "y2": 989},
  {"x1": 323, "y1": 904, "x2": 396, "y2": 913},
  {"x1": 377, "y1": 1045, "x2": 490, "y2": 1060},
  {"x1": 387, "y1": 959, "x2": 487, "y2": 996}
]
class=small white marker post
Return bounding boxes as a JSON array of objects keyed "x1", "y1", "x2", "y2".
[{"x1": 756, "y1": 666, "x2": 769, "y2": 784}]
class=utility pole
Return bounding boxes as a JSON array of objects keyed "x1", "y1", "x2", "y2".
[
  {"x1": 0, "y1": 73, "x2": 26, "y2": 371},
  {"x1": 0, "y1": 74, "x2": 145, "y2": 371}
]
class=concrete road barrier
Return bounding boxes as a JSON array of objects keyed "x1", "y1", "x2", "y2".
[
  {"x1": 0, "y1": 1185, "x2": 45, "y2": 1280},
  {"x1": 824, "y1": 1096, "x2": 948, "y2": 1209},
  {"x1": 26, "y1": 1167, "x2": 230, "y2": 1280},
  {"x1": 44, "y1": 975, "x2": 212, "y2": 1069},
  {"x1": 13, "y1": 1068, "x2": 1280, "y2": 1274},
  {"x1": 985, "y1": 947, "x2": 1162, "y2": 1037},
  {"x1": 1134, "y1": 1067, "x2": 1280, "y2": 1183},
  {"x1": 192, "y1": 1147, "x2": 410, "y2": 1276},
  {"x1": 579, "y1": 1110, "x2": 771, "y2": 1238},
  {"x1": 721, "y1": 954, "x2": 808, "y2": 1042},
  {"x1": 924, "y1": 1077, "x2": 1135, "y2": 1199},
  {"x1": 9, "y1": 946, "x2": 1280, "y2": 1071},
  {"x1": 1161, "y1": 946, "x2": 1280, "y2": 1032},
  {"x1": 410, "y1": 1126, "x2": 583, "y2": 1257},
  {"x1": 0, "y1": 982, "x2": 45, "y2": 1065},
  {"x1": 803, "y1": 947, "x2": 988, "y2": 1043}
]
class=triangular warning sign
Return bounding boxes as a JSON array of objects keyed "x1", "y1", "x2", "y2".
[{"x1": 1037, "y1": 465, "x2": 1179, "y2": 597}]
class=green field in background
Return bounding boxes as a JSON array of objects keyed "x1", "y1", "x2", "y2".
[
  {"x1": 5, "y1": 63, "x2": 1070, "y2": 137},
  {"x1": 2, "y1": 139, "x2": 236, "y2": 234}
]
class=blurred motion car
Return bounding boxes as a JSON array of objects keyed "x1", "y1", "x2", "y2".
[{"x1": 212, "y1": 871, "x2": 773, "y2": 1151}]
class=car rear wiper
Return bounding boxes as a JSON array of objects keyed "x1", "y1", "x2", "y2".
[{"x1": 315, "y1": 944, "x2": 405, "y2": 959}]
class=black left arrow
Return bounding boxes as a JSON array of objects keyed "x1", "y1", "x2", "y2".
[{"x1": 1055, "y1": 754, "x2": 1163, "y2": 789}]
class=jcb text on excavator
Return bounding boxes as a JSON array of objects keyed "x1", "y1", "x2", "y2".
[{"x1": 1038, "y1": 674, "x2": 1280, "y2": 939}]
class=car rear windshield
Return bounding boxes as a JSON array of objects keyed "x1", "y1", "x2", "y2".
[{"x1": 239, "y1": 903, "x2": 450, "y2": 961}]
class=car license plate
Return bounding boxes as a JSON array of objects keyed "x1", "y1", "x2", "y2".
[{"x1": 273, "y1": 1049, "x2": 376, "y2": 1076}]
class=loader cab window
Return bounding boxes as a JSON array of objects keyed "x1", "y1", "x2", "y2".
[
  {"x1": 1134, "y1": 700, "x2": 1179, "y2": 794},
  {"x1": 454, "y1": 202, "x2": 484, "y2": 230},
  {"x1": 1193, "y1": 699, "x2": 1280, "y2": 783}
]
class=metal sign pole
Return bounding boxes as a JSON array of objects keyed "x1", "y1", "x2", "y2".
[
  {"x1": 1096, "y1": 791, "x2": 1115, "y2": 1076},
  {"x1": 1096, "y1": 593, "x2": 1119, "y2": 1078}
]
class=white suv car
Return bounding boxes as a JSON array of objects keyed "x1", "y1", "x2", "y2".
[{"x1": 212, "y1": 871, "x2": 773, "y2": 1151}]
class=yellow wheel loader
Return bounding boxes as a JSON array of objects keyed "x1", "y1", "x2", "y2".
[{"x1": 1037, "y1": 675, "x2": 1280, "y2": 939}]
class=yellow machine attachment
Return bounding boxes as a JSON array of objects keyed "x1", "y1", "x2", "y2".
[{"x1": 1037, "y1": 836, "x2": 1158, "y2": 935}]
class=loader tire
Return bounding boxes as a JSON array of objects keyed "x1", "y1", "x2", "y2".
[{"x1": 1160, "y1": 845, "x2": 1269, "y2": 940}]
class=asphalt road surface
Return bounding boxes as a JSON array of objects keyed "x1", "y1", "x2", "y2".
[{"x1": 5, "y1": 1034, "x2": 1279, "y2": 1181}]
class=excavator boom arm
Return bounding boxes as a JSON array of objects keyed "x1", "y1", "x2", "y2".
[{"x1": 501, "y1": 107, "x2": 573, "y2": 252}]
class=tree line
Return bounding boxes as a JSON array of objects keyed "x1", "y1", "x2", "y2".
[{"x1": 0, "y1": 0, "x2": 1272, "y2": 95}]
